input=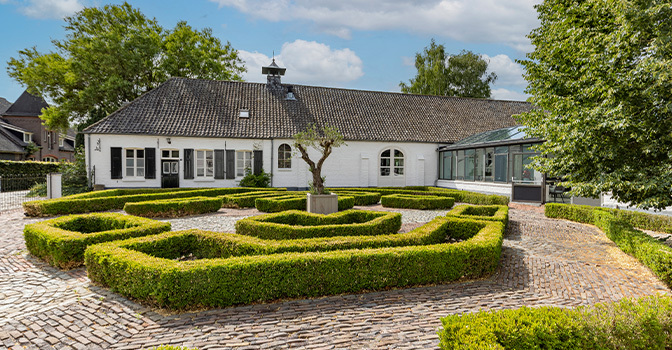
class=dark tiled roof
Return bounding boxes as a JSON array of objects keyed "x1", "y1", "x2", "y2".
[
  {"x1": 3, "y1": 90, "x2": 48, "y2": 117},
  {"x1": 84, "y1": 78, "x2": 532, "y2": 143},
  {"x1": 0, "y1": 127, "x2": 26, "y2": 154},
  {"x1": 0, "y1": 97, "x2": 11, "y2": 115}
]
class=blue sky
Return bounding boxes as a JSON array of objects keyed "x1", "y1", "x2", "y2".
[{"x1": 0, "y1": 0, "x2": 541, "y2": 104}]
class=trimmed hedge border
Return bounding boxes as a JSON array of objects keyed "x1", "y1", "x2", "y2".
[
  {"x1": 328, "y1": 186, "x2": 508, "y2": 205},
  {"x1": 23, "y1": 187, "x2": 275, "y2": 217},
  {"x1": 438, "y1": 295, "x2": 672, "y2": 350},
  {"x1": 221, "y1": 190, "x2": 288, "y2": 208},
  {"x1": 546, "y1": 203, "x2": 672, "y2": 288},
  {"x1": 254, "y1": 194, "x2": 355, "y2": 212},
  {"x1": 235, "y1": 210, "x2": 402, "y2": 239},
  {"x1": 24, "y1": 213, "x2": 171, "y2": 269},
  {"x1": 0, "y1": 160, "x2": 60, "y2": 176},
  {"x1": 381, "y1": 194, "x2": 455, "y2": 210},
  {"x1": 331, "y1": 191, "x2": 381, "y2": 206},
  {"x1": 123, "y1": 197, "x2": 223, "y2": 218},
  {"x1": 85, "y1": 211, "x2": 504, "y2": 309},
  {"x1": 446, "y1": 205, "x2": 509, "y2": 226}
]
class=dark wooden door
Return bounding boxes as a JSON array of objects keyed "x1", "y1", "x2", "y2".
[{"x1": 161, "y1": 160, "x2": 179, "y2": 188}]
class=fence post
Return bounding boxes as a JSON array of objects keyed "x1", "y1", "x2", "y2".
[{"x1": 47, "y1": 173, "x2": 62, "y2": 199}]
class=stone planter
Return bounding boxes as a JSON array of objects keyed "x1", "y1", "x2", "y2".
[{"x1": 307, "y1": 193, "x2": 338, "y2": 215}]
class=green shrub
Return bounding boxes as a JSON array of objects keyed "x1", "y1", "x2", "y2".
[
  {"x1": 123, "y1": 197, "x2": 222, "y2": 217},
  {"x1": 235, "y1": 210, "x2": 402, "y2": 239},
  {"x1": 331, "y1": 191, "x2": 381, "y2": 206},
  {"x1": 221, "y1": 190, "x2": 288, "y2": 208},
  {"x1": 85, "y1": 212, "x2": 504, "y2": 309},
  {"x1": 24, "y1": 213, "x2": 170, "y2": 269},
  {"x1": 438, "y1": 295, "x2": 672, "y2": 350},
  {"x1": 254, "y1": 193, "x2": 355, "y2": 212},
  {"x1": 0, "y1": 160, "x2": 60, "y2": 175},
  {"x1": 446, "y1": 205, "x2": 509, "y2": 226},
  {"x1": 328, "y1": 187, "x2": 508, "y2": 205},
  {"x1": 546, "y1": 203, "x2": 672, "y2": 288},
  {"x1": 23, "y1": 187, "x2": 274, "y2": 216},
  {"x1": 238, "y1": 168, "x2": 272, "y2": 187},
  {"x1": 381, "y1": 194, "x2": 455, "y2": 210}
]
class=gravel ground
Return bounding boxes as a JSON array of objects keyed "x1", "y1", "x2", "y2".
[{"x1": 156, "y1": 204, "x2": 451, "y2": 233}]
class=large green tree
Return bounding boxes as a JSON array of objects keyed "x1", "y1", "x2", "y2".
[
  {"x1": 400, "y1": 39, "x2": 497, "y2": 98},
  {"x1": 7, "y1": 2, "x2": 245, "y2": 131},
  {"x1": 519, "y1": 0, "x2": 672, "y2": 210}
]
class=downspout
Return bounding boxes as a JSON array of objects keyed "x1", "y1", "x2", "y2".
[{"x1": 270, "y1": 138, "x2": 274, "y2": 188}]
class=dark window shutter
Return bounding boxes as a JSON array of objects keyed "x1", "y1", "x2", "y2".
[
  {"x1": 111, "y1": 147, "x2": 122, "y2": 179},
  {"x1": 184, "y1": 149, "x2": 194, "y2": 179},
  {"x1": 225, "y1": 150, "x2": 235, "y2": 179},
  {"x1": 253, "y1": 150, "x2": 263, "y2": 175},
  {"x1": 145, "y1": 148, "x2": 156, "y2": 179},
  {"x1": 214, "y1": 149, "x2": 225, "y2": 179}
]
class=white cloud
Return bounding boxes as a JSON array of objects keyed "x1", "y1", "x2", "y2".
[
  {"x1": 483, "y1": 54, "x2": 526, "y2": 87},
  {"x1": 491, "y1": 88, "x2": 529, "y2": 101},
  {"x1": 239, "y1": 39, "x2": 364, "y2": 85},
  {"x1": 18, "y1": 0, "x2": 83, "y2": 19},
  {"x1": 401, "y1": 56, "x2": 414, "y2": 67},
  {"x1": 210, "y1": 0, "x2": 540, "y2": 51}
]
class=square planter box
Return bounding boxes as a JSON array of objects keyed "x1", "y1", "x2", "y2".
[{"x1": 307, "y1": 193, "x2": 338, "y2": 214}]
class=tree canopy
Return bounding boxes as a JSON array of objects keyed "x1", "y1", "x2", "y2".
[
  {"x1": 293, "y1": 124, "x2": 345, "y2": 195},
  {"x1": 7, "y1": 2, "x2": 245, "y2": 131},
  {"x1": 400, "y1": 40, "x2": 497, "y2": 98},
  {"x1": 518, "y1": 0, "x2": 672, "y2": 210}
]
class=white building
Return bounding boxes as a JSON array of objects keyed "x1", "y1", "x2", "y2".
[{"x1": 83, "y1": 61, "x2": 532, "y2": 190}]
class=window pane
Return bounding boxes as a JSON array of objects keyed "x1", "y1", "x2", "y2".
[
  {"x1": 485, "y1": 148, "x2": 494, "y2": 182},
  {"x1": 206, "y1": 159, "x2": 214, "y2": 176},
  {"x1": 126, "y1": 159, "x2": 134, "y2": 167},
  {"x1": 380, "y1": 158, "x2": 390, "y2": 167},
  {"x1": 206, "y1": 151, "x2": 213, "y2": 160},
  {"x1": 394, "y1": 149, "x2": 403, "y2": 158},
  {"x1": 171, "y1": 162, "x2": 178, "y2": 174},
  {"x1": 137, "y1": 159, "x2": 144, "y2": 168},
  {"x1": 475, "y1": 149, "x2": 484, "y2": 181},
  {"x1": 394, "y1": 167, "x2": 404, "y2": 175},
  {"x1": 380, "y1": 168, "x2": 390, "y2": 176},
  {"x1": 126, "y1": 149, "x2": 134, "y2": 158},
  {"x1": 163, "y1": 162, "x2": 170, "y2": 174},
  {"x1": 162, "y1": 150, "x2": 170, "y2": 158},
  {"x1": 495, "y1": 154, "x2": 508, "y2": 182},
  {"x1": 456, "y1": 150, "x2": 465, "y2": 180},
  {"x1": 381, "y1": 149, "x2": 390, "y2": 157},
  {"x1": 513, "y1": 154, "x2": 523, "y2": 181},
  {"x1": 464, "y1": 151, "x2": 474, "y2": 181},
  {"x1": 394, "y1": 158, "x2": 404, "y2": 167},
  {"x1": 137, "y1": 168, "x2": 144, "y2": 177},
  {"x1": 495, "y1": 146, "x2": 508, "y2": 154},
  {"x1": 172, "y1": 150, "x2": 179, "y2": 158},
  {"x1": 137, "y1": 150, "x2": 144, "y2": 158},
  {"x1": 126, "y1": 168, "x2": 134, "y2": 177},
  {"x1": 441, "y1": 152, "x2": 453, "y2": 180}
]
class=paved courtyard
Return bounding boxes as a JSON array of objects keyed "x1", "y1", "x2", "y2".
[{"x1": 0, "y1": 204, "x2": 669, "y2": 349}]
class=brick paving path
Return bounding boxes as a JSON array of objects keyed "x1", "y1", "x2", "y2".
[{"x1": 0, "y1": 205, "x2": 669, "y2": 349}]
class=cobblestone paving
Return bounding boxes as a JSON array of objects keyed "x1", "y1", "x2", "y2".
[{"x1": 0, "y1": 205, "x2": 669, "y2": 349}]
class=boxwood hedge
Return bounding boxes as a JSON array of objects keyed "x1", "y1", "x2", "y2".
[
  {"x1": 254, "y1": 194, "x2": 355, "y2": 212},
  {"x1": 330, "y1": 191, "x2": 381, "y2": 206},
  {"x1": 381, "y1": 194, "x2": 455, "y2": 210},
  {"x1": 123, "y1": 197, "x2": 222, "y2": 218},
  {"x1": 328, "y1": 186, "x2": 508, "y2": 205},
  {"x1": 85, "y1": 212, "x2": 504, "y2": 309},
  {"x1": 23, "y1": 187, "x2": 274, "y2": 216},
  {"x1": 546, "y1": 203, "x2": 672, "y2": 287},
  {"x1": 24, "y1": 213, "x2": 171, "y2": 269},
  {"x1": 438, "y1": 295, "x2": 672, "y2": 350},
  {"x1": 446, "y1": 205, "x2": 509, "y2": 225},
  {"x1": 235, "y1": 210, "x2": 402, "y2": 239},
  {"x1": 221, "y1": 190, "x2": 288, "y2": 208}
]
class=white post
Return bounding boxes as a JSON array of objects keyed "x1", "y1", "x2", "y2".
[{"x1": 47, "y1": 173, "x2": 62, "y2": 199}]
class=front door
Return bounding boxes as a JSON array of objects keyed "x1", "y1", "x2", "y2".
[{"x1": 161, "y1": 160, "x2": 179, "y2": 188}]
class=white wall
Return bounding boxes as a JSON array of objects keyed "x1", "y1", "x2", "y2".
[{"x1": 86, "y1": 134, "x2": 439, "y2": 189}]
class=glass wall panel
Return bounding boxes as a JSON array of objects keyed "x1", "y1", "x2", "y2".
[
  {"x1": 456, "y1": 150, "x2": 464, "y2": 180},
  {"x1": 464, "y1": 149, "x2": 475, "y2": 181},
  {"x1": 439, "y1": 151, "x2": 453, "y2": 180},
  {"x1": 495, "y1": 154, "x2": 508, "y2": 182},
  {"x1": 485, "y1": 147, "x2": 494, "y2": 182},
  {"x1": 475, "y1": 149, "x2": 484, "y2": 181}
]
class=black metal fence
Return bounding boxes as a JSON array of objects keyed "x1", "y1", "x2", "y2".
[{"x1": 0, "y1": 175, "x2": 47, "y2": 212}]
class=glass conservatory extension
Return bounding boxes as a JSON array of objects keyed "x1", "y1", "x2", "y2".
[{"x1": 436, "y1": 126, "x2": 548, "y2": 202}]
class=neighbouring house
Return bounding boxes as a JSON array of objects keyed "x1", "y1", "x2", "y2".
[
  {"x1": 83, "y1": 60, "x2": 533, "y2": 190},
  {"x1": 0, "y1": 90, "x2": 76, "y2": 162}
]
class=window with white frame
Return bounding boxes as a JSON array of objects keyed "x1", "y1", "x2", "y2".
[
  {"x1": 59, "y1": 137, "x2": 64, "y2": 148},
  {"x1": 196, "y1": 150, "x2": 214, "y2": 177},
  {"x1": 23, "y1": 133, "x2": 32, "y2": 143},
  {"x1": 278, "y1": 144, "x2": 291, "y2": 169},
  {"x1": 379, "y1": 148, "x2": 404, "y2": 176},
  {"x1": 236, "y1": 151, "x2": 252, "y2": 176},
  {"x1": 42, "y1": 156, "x2": 58, "y2": 162},
  {"x1": 125, "y1": 149, "x2": 145, "y2": 177}
]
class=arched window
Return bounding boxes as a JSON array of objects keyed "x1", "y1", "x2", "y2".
[
  {"x1": 42, "y1": 156, "x2": 58, "y2": 163},
  {"x1": 278, "y1": 144, "x2": 291, "y2": 169},
  {"x1": 380, "y1": 148, "x2": 404, "y2": 176}
]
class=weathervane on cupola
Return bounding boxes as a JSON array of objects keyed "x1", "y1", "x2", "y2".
[{"x1": 262, "y1": 51, "x2": 286, "y2": 89}]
